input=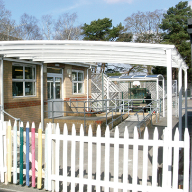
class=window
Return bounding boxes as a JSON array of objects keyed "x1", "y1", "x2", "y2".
[
  {"x1": 72, "y1": 70, "x2": 84, "y2": 94},
  {"x1": 12, "y1": 64, "x2": 36, "y2": 97}
]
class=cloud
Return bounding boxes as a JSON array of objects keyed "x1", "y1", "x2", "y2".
[
  {"x1": 103, "y1": 0, "x2": 133, "y2": 4},
  {"x1": 189, "y1": 1, "x2": 192, "y2": 7},
  {"x1": 49, "y1": 0, "x2": 91, "y2": 15}
]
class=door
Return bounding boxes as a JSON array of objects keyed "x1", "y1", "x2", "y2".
[{"x1": 47, "y1": 72, "x2": 63, "y2": 118}]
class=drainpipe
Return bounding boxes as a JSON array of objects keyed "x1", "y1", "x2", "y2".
[
  {"x1": 41, "y1": 64, "x2": 44, "y2": 131},
  {"x1": 1, "y1": 58, "x2": 4, "y2": 122}
]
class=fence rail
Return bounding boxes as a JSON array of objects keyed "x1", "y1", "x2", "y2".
[{"x1": 0, "y1": 120, "x2": 190, "y2": 191}]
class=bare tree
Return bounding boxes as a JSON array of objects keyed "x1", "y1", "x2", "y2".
[
  {"x1": 124, "y1": 10, "x2": 164, "y2": 43},
  {"x1": 124, "y1": 10, "x2": 164, "y2": 75},
  {"x1": 0, "y1": 0, "x2": 19, "y2": 40},
  {"x1": 54, "y1": 13, "x2": 82, "y2": 40},
  {"x1": 41, "y1": 14, "x2": 54, "y2": 40},
  {"x1": 19, "y1": 13, "x2": 43, "y2": 40}
]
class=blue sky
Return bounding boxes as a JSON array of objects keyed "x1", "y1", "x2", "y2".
[{"x1": 4, "y1": 0, "x2": 192, "y2": 26}]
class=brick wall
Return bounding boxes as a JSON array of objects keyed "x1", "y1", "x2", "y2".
[{"x1": 3, "y1": 61, "x2": 42, "y2": 129}]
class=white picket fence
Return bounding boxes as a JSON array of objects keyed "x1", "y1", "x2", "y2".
[
  {"x1": 0, "y1": 120, "x2": 190, "y2": 191},
  {"x1": 44, "y1": 123, "x2": 190, "y2": 192},
  {"x1": 0, "y1": 121, "x2": 7, "y2": 183}
]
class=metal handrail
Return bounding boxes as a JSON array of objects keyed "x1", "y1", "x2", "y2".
[{"x1": 0, "y1": 106, "x2": 20, "y2": 122}]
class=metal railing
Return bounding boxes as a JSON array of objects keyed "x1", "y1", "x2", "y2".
[
  {"x1": 0, "y1": 105, "x2": 21, "y2": 123},
  {"x1": 45, "y1": 98, "x2": 163, "y2": 133},
  {"x1": 133, "y1": 99, "x2": 162, "y2": 136}
]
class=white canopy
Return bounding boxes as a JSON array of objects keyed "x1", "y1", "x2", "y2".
[
  {"x1": 0, "y1": 40, "x2": 188, "y2": 70},
  {"x1": 0, "y1": 40, "x2": 188, "y2": 137}
]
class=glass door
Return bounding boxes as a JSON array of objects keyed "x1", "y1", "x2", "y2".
[{"x1": 47, "y1": 72, "x2": 63, "y2": 118}]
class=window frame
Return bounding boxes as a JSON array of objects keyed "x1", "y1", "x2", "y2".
[
  {"x1": 72, "y1": 70, "x2": 84, "y2": 94},
  {"x1": 12, "y1": 63, "x2": 36, "y2": 97}
]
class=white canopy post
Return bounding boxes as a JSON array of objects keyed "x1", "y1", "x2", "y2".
[
  {"x1": 107, "y1": 77, "x2": 109, "y2": 112},
  {"x1": 87, "y1": 68, "x2": 89, "y2": 111},
  {"x1": 178, "y1": 65, "x2": 182, "y2": 140},
  {"x1": 156, "y1": 78, "x2": 159, "y2": 113},
  {"x1": 41, "y1": 64, "x2": 44, "y2": 131},
  {"x1": 166, "y1": 49, "x2": 172, "y2": 188},
  {"x1": 166, "y1": 49, "x2": 173, "y2": 134},
  {"x1": 0, "y1": 58, "x2": 3, "y2": 121},
  {"x1": 163, "y1": 78, "x2": 165, "y2": 117},
  {"x1": 184, "y1": 69, "x2": 188, "y2": 128}
]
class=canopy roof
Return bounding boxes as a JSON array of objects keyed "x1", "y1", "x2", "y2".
[
  {"x1": 0, "y1": 40, "x2": 188, "y2": 70},
  {"x1": 109, "y1": 74, "x2": 164, "y2": 81}
]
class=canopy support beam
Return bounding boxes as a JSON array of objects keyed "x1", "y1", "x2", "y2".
[
  {"x1": 185, "y1": 69, "x2": 188, "y2": 128},
  {"x1": 41, "y1": 64, "x2": 44, "y2": 130},
  {"x1": 178, "y1": 65, "x2": 182, "y2": 140},
  {"x1": 1, "y1": 58, "x2": 4, "y2": 122}
]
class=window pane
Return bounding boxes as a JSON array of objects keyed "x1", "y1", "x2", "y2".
[
  {"x1": 47, "y1": 77, "x2": 53, "y2": 82},
  {"x1": 78, "y1": 83, "x2": 83, "y2": 93},
  {"x1": 72, "y1": 72, "x2": 77, "y2": 81},
  {"x1": 47, "y1": 82, "x2": 53, "y2": 99},
  {"x1": 12, "y1": 82, "x2": 23, "y2": 96},
  {"x1": 25, "y1": 82, "x2": 35, "y2": 95},
  {"x1": 47, "y1": 67, "x2": 62, "y2": 74},
  {"x1": 55, "y1": 82, "x2": 61, "y2": 99},
  {"x1": 12, "y1": 66, "x2": 23, "y2": 79},
  {"x1": 25, "y1": 67, "x2": 35, "y2": 79},
  {"x1": 78, "y1": 73, "x2": 83, "y2": 81},
  {"x1": 73, "y1": 83, "x2": 77, "y2": 93}
]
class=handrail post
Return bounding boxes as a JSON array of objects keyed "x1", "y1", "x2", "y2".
[
  {"x1": 106, "y1": 100, "x2": 108, "y2": 127},
  {"x1": 84, "y1": 101, "x2": 86, "y2": 133},
  {"x1": 112, "y1": 109, "x2": 114, "y2": 128},
  {"x1": 123, "y1": 100, "x2": 125, "y2": 113},
  {"x1": 52, "y1": 100, "x2": 54, "y2": 123}
]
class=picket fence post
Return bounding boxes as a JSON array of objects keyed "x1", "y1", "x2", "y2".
[
  {"x1": 26, "y1": 121, "x2": 30, "y2": 186},
  {"x1": 123, "y1": 126, "x2": 129, "y2": 192},
  {"x1": 184, "y1": 128, "x2": 190, "y2": 192},
  {"x1": 7, "y1": 120, "x2": 12, "y2": 183},
  {"x1": 47, "y1": 122, "x2": 52, "y2": 191},
  {"x1": 19, "y1": 121, "x2": 23, "y2": 185},
  {"x1": 172, "y1": 128, "x2": 179, "y2": 190},
  {"x1": 55, "y1": 123, "x2": 60, "y2": 192},
  {"x1": 105, "y1": 126, "x2": 110, "y2": 191},
  {"x1": 152, "y1": 127, "x2": 158, "y2": 187},
  {"x1": 88, "y1": 125, "x2": 93, "y2": 192},
  {"x1": 132, "y1": 126, "x2": 138, "y2": 192},
  {"x1": 79, "y1": 124, "x2": 84, "y2": 192},
  {"x1": 31, "y1": 122, "x2": 36, "y2": 188},
  {"x1": 62, "y1": 123, "x2": 68, "y2": 192},
  {"x1": 162, "y1": 127, "x2": 168, "y2": 188},
  {"x1": 44, "y1": 123, "x2": 48, "y2": 190},
  {"x1": 0, "y1": 121, "x2": 3, "y2": 182},
  {"x1": 38, "y1": 123, "x2": 43, "y2": 189},
  {"x1": 13, "y1": 120, "x2": 17, "y2": 184},
  {"x1": 52, "y1": 123, "x2": 56, "y2": 192},
  {"x1": 142, "y1": 127, "x2": 148, "y2": 190},
  {"x1": 96, "y1": 125, "x2": 101, "y2": 192},
  {"x1": 114, "y1": 126, "x2": 119, "y2": 192}
]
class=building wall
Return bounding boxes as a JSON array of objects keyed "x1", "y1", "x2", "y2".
[
  {"x1": 3, "y1": 60, "x2": 42, "y2": 129},
  {"x1": 47, "y1": 63, "x2": 92, "y2": 116},
  {"x1": 3, "y1": 61, "x2": 92, "y2": 129}
]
